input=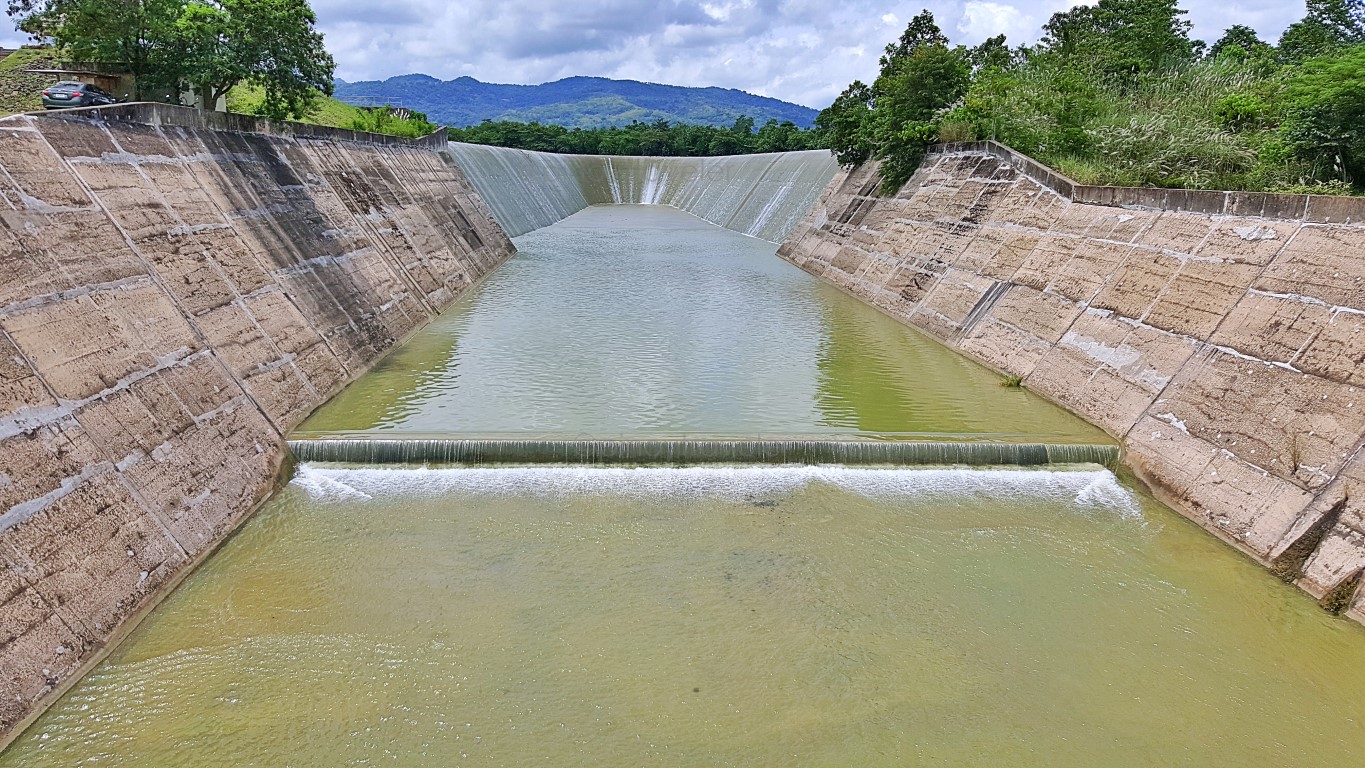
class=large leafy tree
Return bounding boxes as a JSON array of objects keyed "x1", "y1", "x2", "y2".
[
  {"x1": 8, "y1": 0, "x2": 182, "y2": 96},
  {"x1": 814, "y1": 10, "x2": 970, "y2": 189},
  {"x1": 1282, "y1": 45, "x2": 1365, "y2": 183},
  {"x1": 1040, "y1": 0, "x2": 1196, "y2": 76},
  {"x1": 1279, "y1": 0, "x2": 1365, "y2": 63},
  {"x1": 169, "y1": 0, "x2": 335, "y2": 118},
  {"x1": 9, "y1": 0, "x2": 335, "y2": 118},
  {"x1": 879, "y1": 9, "x2": 949, "y2": 68},
  {"x1": 815, "y1": 80, "x2": 875, "y2": 166},
  {"x1": 871, "y1": 43, "x2": 971, "y2": 189},
  {"x1": 1208, "y1": 25, "x2": 1270, "y2": 59}
]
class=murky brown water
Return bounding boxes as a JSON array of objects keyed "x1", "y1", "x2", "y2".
[{"x1": 6, "y1": 466, "x2": 1365, "y2": 766}]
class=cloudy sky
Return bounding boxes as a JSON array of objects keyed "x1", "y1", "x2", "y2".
[{"x1": 5, "y1": 1, "x2": 1308, "y2": 109}]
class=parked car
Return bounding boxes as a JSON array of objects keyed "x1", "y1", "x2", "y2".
[{"x1": 41, "y1": 81, "x2": 122, "y2": 109}]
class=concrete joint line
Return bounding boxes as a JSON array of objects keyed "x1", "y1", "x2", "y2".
[{"x1": 33, "y1": 123, "x2": 283, "y2": 442}]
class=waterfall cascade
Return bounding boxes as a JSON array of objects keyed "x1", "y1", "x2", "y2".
[{"x1": 443, "y1": 143, "x2": 839, "y2": 241}]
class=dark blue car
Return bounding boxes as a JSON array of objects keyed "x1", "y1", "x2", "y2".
[{"x1": 41, "y1": 81, "x2": 120, "y2": 109}]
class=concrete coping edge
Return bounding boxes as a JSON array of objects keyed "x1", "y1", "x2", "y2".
[
  {"x1": 12, "y1": 101, "x2": 449, "y2": 151},
  {"x1": 929, "y1": 140, "x2": 1359, "y2": 224}
]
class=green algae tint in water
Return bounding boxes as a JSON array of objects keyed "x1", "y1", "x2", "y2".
[
  {"x1": 300, "y1": 205, "x2": 1106, "y2": 442},
  {"x1": 7, "y1": 466, "x2": 1365, "y2": 766}
]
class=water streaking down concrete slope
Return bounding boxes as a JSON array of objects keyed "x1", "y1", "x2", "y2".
[
  {"x1": 0, "y1": 103, "x2": 515, "y2": 742},
  {"x1": 444, "y1": 142, "x2": 838, "y2": 240}
]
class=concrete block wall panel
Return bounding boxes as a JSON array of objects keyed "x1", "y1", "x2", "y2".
[
  {"x1": 0, "y1": 105, "x2": 515, "y2": 739},
  {"x1": 777, "y1": 149, "x2": 1365, "y2": 624}
]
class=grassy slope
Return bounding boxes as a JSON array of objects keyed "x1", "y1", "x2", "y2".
[
  {"x1": 226, "y1": 83, "x2": 365, "y2": 128},
  {"x1": 0, "y1": 48, "x2": 62, "y2": 115}
]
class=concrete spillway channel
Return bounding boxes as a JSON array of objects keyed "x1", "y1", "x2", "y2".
[{"x1": 3, "y1": 105, "x2": 1365, "y2": 763}]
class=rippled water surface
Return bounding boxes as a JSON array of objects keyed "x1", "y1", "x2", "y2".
[
  {"x1": 301, "y1": 205, "x2": 1105, "y2": 441},
  {"x1": 7, "y1": 467, "x2": 1365, "y2": 766}
]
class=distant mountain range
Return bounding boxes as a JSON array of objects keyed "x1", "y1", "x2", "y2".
[{"x1": 332, "y1": 75, "x2": 820, "y2": 129}]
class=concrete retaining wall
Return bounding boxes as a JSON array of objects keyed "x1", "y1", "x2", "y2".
[
  {"x1": 0, "y1": 104, "x2": 515, "y2": 739},
  {"x1": 778, "y1": 149, "x2": 1365, "y2": 623}
]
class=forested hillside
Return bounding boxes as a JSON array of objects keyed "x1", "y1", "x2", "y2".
[
  {"x1": 333, "y1": 75, "x2": 819, "y2": 129},
  {"x1": 821, "y1": 0, "x2": 1365, "y2": 195},
  {"x1": 447, "y1": 116, "x2": 824, "y2": 157}
]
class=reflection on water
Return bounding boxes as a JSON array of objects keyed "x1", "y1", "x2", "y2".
[
  {"x1": 6, "y1": 466, "x2": 1364, "y2": 766},
  {"x1": 302, "y1": 205, "x2": 1106, "y2": 443}
]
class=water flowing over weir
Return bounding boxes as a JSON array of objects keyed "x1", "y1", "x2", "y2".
[
  {"x1": 288, "y1": 438, "x2": 1119, "y2": 467},
  {"x1": 443, "y1": 142, "x2": 839, "y2": 239}
]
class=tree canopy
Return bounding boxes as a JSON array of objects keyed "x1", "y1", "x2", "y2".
[
  {"x1": 9, "y1": 0, "x2": 334, "y2": 118},
  {"x1": 817, "y1": 2, "x2": 1365, "y2": 195},
  {"x1": 447, "y1": 116, "x2": 825, "y2": 157}
]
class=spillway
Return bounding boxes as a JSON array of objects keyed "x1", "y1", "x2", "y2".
[
  {"x1": 444, "y1": 142, "x2": 839, "y2": 239},
  {"x1": 7, "y1": 141, "x2": 1365, "y2": 766}
]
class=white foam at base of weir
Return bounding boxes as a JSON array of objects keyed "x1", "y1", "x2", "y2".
[{"x1": 292, "y1": 464, "x2": 1144, "y2": 520}]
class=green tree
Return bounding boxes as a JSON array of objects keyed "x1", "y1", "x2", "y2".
[
  {"x1": 880, "y1": 10, "x2": 949, "y2": 68},
  {"x1": 10, "y1": 0, "x2": 334, "y2": 118},
  {"x1": 1040, "y1": 0, "x2": 1196, "y2": 75},
  {"x1": 871, "y1": 44, "x2": 972, "y2": 191},
  {"x1": 815, "y1": 80, "x2": 875, "y2": 166},
  {"x1": 1282, "y1": 44, "x2": 1365, "y2": 183},
  {"x1": 1279, "y1": 0, "x2": 1365, "y2": 63},
  {"x1": 969, "y1": 34, "x2": 1014, "y2": 72},
  {"x1": 8, "y1": 0, "x2": 182, "y2": 97},
  {"x1": 169, "y1": 0, "x2": 334, "y2": 117},
  {"x1": 1208, "y1": 24, "x2": 1269, "y2": 59}
]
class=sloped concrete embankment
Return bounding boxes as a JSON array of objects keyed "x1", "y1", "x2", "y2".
[
  {"x1": 0, "y1": 104, "x2": 515, "y2": 737},
  {"x1": 444, "y1": 142, "x2": 838, "y2": 240},
  {"x1": 778, "y1": 145, "x2": 1365, "y2": 623}
]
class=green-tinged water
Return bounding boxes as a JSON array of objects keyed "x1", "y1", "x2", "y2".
[
  {"x1": 8, "y1": 203, "x2": 1365, "y2": 766},
  {"x1": 300, "y1": 205, "x2": 1107, "y2": 443},
  {"x1": 6, "y1": 466, "x2": 1365, "y2": 766}
]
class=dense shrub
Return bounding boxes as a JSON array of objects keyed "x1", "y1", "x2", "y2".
[{"x1": 818, "y1": 1, "x2": 1365, "y2": 195}]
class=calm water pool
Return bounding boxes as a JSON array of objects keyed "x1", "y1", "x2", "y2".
[
  {"x1": 5, "y1": 466, "x2": 1364, "y2": 766},
  {"x1": 300, "y1": 205, "x2": 1105, "y2": 442}
]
